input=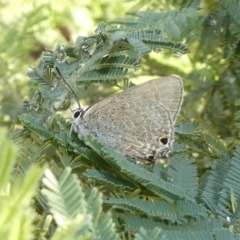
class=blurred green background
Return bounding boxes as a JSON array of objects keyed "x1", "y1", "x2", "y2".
[
  {"x1": 0, "y1": 0, "x2": 131, "y2": 126},
  {"x1": 1, "y1": 0, "x2": 240, "y2": 154},
  {"x1": 0, "y1": 1, "x2": 193, "y2": 126}
]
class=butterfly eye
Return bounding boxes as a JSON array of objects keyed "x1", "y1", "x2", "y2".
[
  {"x1": 159, "y1": 137, "x2": 168, "y2": 145},
  {"x1": 73, "y1": 110, "x2": 81, "y2": 119}
]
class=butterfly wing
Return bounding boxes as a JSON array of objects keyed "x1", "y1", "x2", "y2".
[
  {"x1": 73, "y1": 76, "x2": 183, "y2": 163},
  {"x1": 84, "y1": 76, "x2": 183, "y2": 123}
]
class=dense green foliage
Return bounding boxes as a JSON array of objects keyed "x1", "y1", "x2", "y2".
[{"x1": 2, "y1": 0, "x2": 240, "y2": 239}]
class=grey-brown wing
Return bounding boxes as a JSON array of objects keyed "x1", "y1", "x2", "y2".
[
  {"x1": 83, "y1": 76, "x2": 183, "y2": 124},
  {"x1": 73, "y1": 76, "x2": 183, "y2": 162},
  {"x1": 79, "y1": 98, "x2": 174, "y2": 161}
]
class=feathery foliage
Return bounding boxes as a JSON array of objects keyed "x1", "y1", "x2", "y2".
[
  {"x1": 0, "y1": 128, "x2": 44, "y2": 240},
  {"x1": 4, "y1": 1, "x2": 240, "y2": 239}
]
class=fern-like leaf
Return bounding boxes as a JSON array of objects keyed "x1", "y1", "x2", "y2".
[
  {"x1": 85, "y1": 134, "x2": 192, "y2": 202},
  {"x1": 200, "y1": 147, "x2": 240, "y2": 223},
  {"x1": 84, "y1": 169, "x2": 136, "y2": 191},
  {"x1": 135, "y1": 227, "x2": 161, "y2": 240},
  {"x1": 97, "y1": 212, "x2": 120, "y2": 240},
  {"x1": 168, "y1": 155, "x2": 198, "y2": 198},
  {"x1": 105, "y1": 198, "x2": 179, "y2": 223},
  {"x1": 41, "y1": 167, "x2": 87, "y2": 226},
  {"x1": 160, "y1": 230, "x2": 213, "y2": 240},
  {"x1": 200, "y1": 153, "x2": 231, "y2": 213},
  {"x1": 18, "y1": 113, "x2": 52, "y2": 140}
]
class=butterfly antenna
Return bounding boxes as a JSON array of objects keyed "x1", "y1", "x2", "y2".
[{"x1": 55, "y1": 67, "x2": 82, "y2": 110}]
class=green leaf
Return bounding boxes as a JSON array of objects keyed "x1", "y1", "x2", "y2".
[
  {"x1": 0, "y1": 129, "x2": 44, "y2": 239},
  {"x1": 162, "y1": 230, "x2": 214, "y2": 240},
  {"x1": 18, "y1": 113, "x2": 52, "y2": 140},
  {"x1": 135, "y1": 227, "x2": 161, "y2": 240},
  {"x1": 42, "y1": 167, "x2": 87, "y2": 226},
  {"x1": 85, "y1": 134, "x2": 192, "y2": 203},
  {"x1": 168, "y1": 155, "x2": 198, "y2": 198},
  {"x1": 214, "y1": 228, "x2": 240, "y2": 240},
  {"x1": 97, "y1": 212, "x2": 120, "y2": 240},
  {"x1": 0, "y1": 128, "x2": 18, "y2": 190},
  {"x1": 84, "y1": 169, "x2": 136, "y2": 190},
  {"x1": 105, "y1": 198, "x2": 179, "y2": 222}
]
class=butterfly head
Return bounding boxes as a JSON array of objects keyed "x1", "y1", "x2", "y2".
[
  {"x1": 72, "y1": 108, "x2": 85, "y2": 123},
  {"x1": 69, "y1": 107, "x2": 84, "y2": 138}
]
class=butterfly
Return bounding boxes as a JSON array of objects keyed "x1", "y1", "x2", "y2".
[{"x1": 71, "y1": 76, "x2": 183, "y2": 164}]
